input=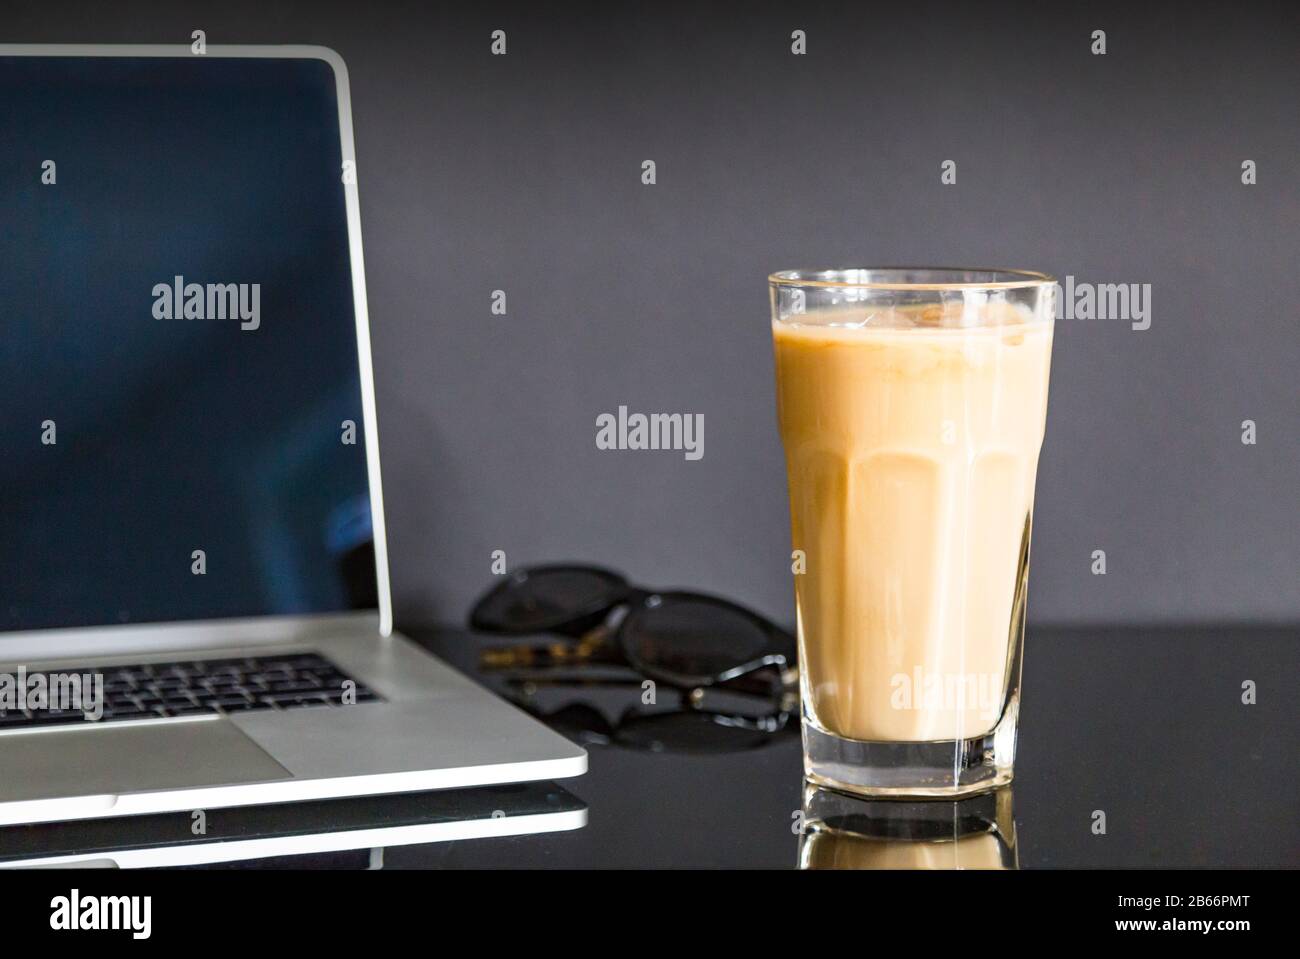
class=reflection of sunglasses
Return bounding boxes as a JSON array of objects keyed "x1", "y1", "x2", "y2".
[
  {"x1": 469, "y1": 564, "x2": 797, "y2": 690},
  {"x1": 503, "y1": 681, "x2": 798, "y2": 755}
]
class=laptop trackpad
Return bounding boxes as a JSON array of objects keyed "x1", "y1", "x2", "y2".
[{"x1": 0, "y1": 718, "x2": 292, "y2": 804}]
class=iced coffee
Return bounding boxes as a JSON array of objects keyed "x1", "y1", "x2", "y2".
[{"x1": 770, "y1": 269, "x2": 1055, "y2": 797}]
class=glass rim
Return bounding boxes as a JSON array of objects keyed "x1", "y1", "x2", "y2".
[{"x1": 768, "y1": 267, "x2": 1056, "y2": 291}]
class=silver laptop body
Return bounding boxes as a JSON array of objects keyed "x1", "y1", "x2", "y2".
[{"x1": 0, "y1": 44, "x2": 585, "y2": 827}]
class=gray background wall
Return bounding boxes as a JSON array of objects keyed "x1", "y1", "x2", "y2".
[{"x1": 12, "y1": 1, "x2": 1298, "y2": 627}]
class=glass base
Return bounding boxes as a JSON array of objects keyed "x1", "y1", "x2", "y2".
[{"x1": 802, "y1": 701, "x2": 1018, "y2": 800}]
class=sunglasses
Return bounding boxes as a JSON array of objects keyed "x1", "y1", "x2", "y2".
[{"x1": 468, "y1": 564, "x2": 797, "y2": 691}]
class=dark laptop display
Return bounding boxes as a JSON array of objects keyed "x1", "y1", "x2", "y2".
[{"x1": 0, "y1": 55, "x2": 375, "y2": 631}]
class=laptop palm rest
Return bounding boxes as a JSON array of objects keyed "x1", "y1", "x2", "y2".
[{"x1": 0, "y1": 718, "x2": 291, "y2": 819}]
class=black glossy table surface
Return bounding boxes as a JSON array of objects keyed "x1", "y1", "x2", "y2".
[
  {"x1": 2, "y1": 625, "x2": 1293, "y2": 869},
  {"x1": 390, "y1": 624, "x2": 1298, "y2": 869}
]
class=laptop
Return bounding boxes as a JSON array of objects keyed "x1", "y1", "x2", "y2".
[{"x1": 0, "y1": 44, "x2": 585, "y2": 827}]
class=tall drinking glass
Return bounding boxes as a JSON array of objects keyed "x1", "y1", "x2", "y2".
[{"x1": 770, "y1": 268, "x2": 1055, "y2": 797}]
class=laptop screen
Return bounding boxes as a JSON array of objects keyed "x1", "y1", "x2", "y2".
[{"x1": 0, "y1": 54, "x2": 377, "y2": 632}]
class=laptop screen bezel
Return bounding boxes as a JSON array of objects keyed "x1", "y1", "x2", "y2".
[{"x1": 0, "y1": 44, "x2": 394, "y2": 640}]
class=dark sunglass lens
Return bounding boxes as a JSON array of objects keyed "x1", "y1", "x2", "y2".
[
  {"x1": 622, "y1": 596, "x2": 771, "y2": 682},
  {"x1": 472, "y1": 567, "x2": 624, "y2": 633}
]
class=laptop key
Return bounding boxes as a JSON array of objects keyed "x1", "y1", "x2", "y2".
[
  {"x1": 95, "y1": 708, "x2": 150, "y2": 721},
  {"x1": 162, "y1": 700, "x2": 200, "y2": 713},
  {"x1": 215, "y1": 700, "x2": 256, "y2": 712}
]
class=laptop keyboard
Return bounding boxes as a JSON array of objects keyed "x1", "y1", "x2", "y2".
[{"x1": 0, "y1": 652, "x2": 381, "y2": 730}]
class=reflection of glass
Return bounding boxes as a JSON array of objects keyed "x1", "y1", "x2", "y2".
[
  {"x1": 797, "y1": 783, "x2": 1018, "y2": 870},
  {"x1": 771, "y1": 269, "x2": 1055, "y2": 798}
]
